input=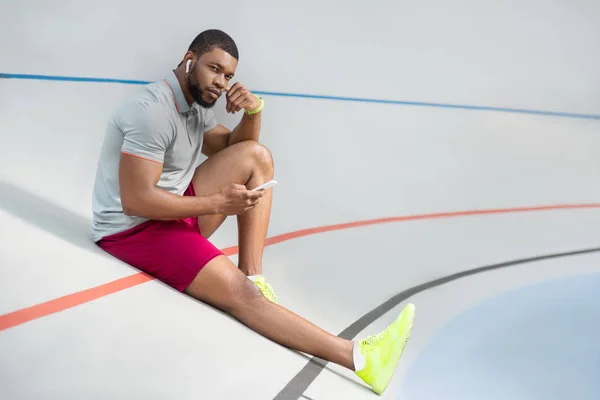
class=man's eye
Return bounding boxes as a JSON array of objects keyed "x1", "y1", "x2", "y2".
[{"x1": 210, "y1": 66, "x2": 218, "y2": 72}]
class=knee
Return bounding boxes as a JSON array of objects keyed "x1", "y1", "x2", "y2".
[
  {"x1": 224, "y1": 273, "x2": 265, "y2": 312},
  {"x1": 251, "y1": 142, "x2": 274, "y2": 172},
  {"x1": 237, "y1": 141, "x2": 274, "y2": 171}
]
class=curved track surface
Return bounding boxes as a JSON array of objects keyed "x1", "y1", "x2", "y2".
[{"x1": 2, "y1": 1, "x2": 600, "y2": 399}]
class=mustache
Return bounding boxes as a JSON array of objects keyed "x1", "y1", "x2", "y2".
[{"x1": 186, "y1": 69, "x2": 217, "y2": 108}]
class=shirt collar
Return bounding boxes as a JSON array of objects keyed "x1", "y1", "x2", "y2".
[{"x1": 164, "y1": 70, "x2": 193, "y2": 114}]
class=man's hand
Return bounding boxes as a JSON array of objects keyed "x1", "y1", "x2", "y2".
[
  {"x1": 225, "y1": 82, "x2": 261, "y2": 114},
  {"x1": 213, "y1": 183, "x2": 265, "y2": 215}
]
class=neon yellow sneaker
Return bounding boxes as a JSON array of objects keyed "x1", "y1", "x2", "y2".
[
  {"x1": 355, "y1": 303, "x2": 415, "y2": 394},
  {"x1": 253, "y1": 275, "x2": 279, "y2": 303}
]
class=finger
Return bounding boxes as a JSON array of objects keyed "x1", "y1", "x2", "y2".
[
  {"x1": 243, "y1": 195, "x2": 262, "y2": 205},
  {"x1": 249, "y1": 196, "x2": 263, "y2": 205},
  {"x1": 232, "y1": 98, "x2": 246, "y2": 113},
  {"x1": 243, "y1": 193, "x2": 259, "y2": 201},
  {"x1": 237, "y1": 98, "x2": 254, "y2": 112},
  {"x1": 228, "y1": 88, "x2": 247, "y2": 108},
  {"x1": 226, "y1": 96, "x2": 234, "y2": 113},
  {"x1": 248, "y1": 194, "x2": 263, "y2": 203},
  {"x1": 233, "y1": 95, "x2": 252, "y2": 113},
  {"x1": 226, "y1": 82, "x2": 241, "y2": 93},
  {"x1": 246, "y1": 190, "x2": 265, "y2": 199},
  {"x1": 227, "y1": 95, "x2": 246, "y2": 114},
  {"x1": 244, "y1": 199, "x2": 258, "y2": 209},
  {"x1": 225, "y1": 84, "x2": 240, "y2": 113},
  {"x1": 225, "y1": 83, "x2": 242, "y2": 101}
]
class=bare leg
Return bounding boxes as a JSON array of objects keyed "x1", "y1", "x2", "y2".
[
  {"x1": 191, "y1": 141, "x2": 274, "y2": 276},
  {"x1": 185, "y1": 254, "x2": 355, "y2": 370}
]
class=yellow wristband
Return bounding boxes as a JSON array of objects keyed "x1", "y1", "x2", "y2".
[{"x1": 244, "y1": 95, "x2": 264, "y2": 115}]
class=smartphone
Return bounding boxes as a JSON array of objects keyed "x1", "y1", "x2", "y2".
[{"x1": 251, "y1": 180, "x2": 278, "y2": 191}]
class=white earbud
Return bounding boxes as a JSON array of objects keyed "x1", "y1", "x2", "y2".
[{"x1": 186, "y1": 60, "x2": 191, "y2": 73}]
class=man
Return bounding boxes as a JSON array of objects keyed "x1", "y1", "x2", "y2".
[{"x1": 91, "y1": 29, "x2": 415, "y2": 395}]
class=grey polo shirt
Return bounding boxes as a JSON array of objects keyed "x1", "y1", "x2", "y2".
[{"x1": 91, "y1": 71, "x2": 217, "y2": 242}]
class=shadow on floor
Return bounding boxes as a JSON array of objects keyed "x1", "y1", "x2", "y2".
[{"x1": 0, "y1": 180, "x2": 104, "y2": 255}]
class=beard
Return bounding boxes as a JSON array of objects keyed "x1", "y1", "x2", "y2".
[{"x1": 187, "y1": 64, "x2": 216, "y2": 109}]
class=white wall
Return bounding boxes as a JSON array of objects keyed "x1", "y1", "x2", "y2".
[
  {"x1": 1, "y1": 0, "x2": 600, "y2": 109},
  {"x1": 1, "y1": 0, "x2": 599, "y2": 281},
  {"x1": 2, "y1": 1, "x2": 599, "y2": 231},
  {"x1": 3, "y1": 0, "x2": 600, "y2": 111}
]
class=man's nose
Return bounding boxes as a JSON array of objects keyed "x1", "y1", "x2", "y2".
[{"x1": 214, "y1": 75, "x2": 226, "y2": 89}]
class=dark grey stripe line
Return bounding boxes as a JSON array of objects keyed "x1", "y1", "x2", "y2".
[
  {"x1": 273, "y1": 246, "x2": 600, "y2": 400},
  {"x1": 300, "y1": 396, "x2": 315, "y2": 400}
]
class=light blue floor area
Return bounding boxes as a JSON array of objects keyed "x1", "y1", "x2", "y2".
[{"x1": 398, "y1": 272, "x2": 600, "y2": 400}]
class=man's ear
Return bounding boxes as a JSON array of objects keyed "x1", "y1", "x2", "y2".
[{"x1": 183, "y1": 51, "x2": 196, "y2": 74}]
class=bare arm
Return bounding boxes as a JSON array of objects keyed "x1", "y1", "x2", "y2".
[
  {"x1": 201, "y1": 124, "x2": 231, "y2": 157},
  {"x1": 119, "y1": 153, "x2": 217, "y2": 220},
  {"x1": 228, "y1": 111, "x2": 262, "y2": 146},
  {"x1": 119, "y1": 153, "x2": 264, "y2": 219},
  {"x1": 202, "y1": 112, "x2": 261, "y2": 157},
  {"x1": 201, "y1": 83, "x2": 263, "y2": 156},
  {"x1": 117, "y1": 99, "x2": 263, "y2": 219}
]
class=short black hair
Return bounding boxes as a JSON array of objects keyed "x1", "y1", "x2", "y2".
[{"x1": 188, "y1": 29, "x2": 239, "y2": 60}]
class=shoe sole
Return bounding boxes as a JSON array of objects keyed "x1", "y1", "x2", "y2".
[{"x1": 371, "y1": 303, "x2": 415, "y2": 394}]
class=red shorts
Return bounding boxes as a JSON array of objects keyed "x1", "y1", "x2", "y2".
[{"x1": 96, "y1": 184, "x2": 223, "y2": 292}]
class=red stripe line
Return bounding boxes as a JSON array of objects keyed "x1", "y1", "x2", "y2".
[
  {"x1": 0, "y1": 273, "x2": 154, "y2": 331},
  {"x1": 120, "y1": 151, "x2": 163, "y2": 164},
  {"x1": 1, "y1": 203, "x2": 599, "y2": 331}
]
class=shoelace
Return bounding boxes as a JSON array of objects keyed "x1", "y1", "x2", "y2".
[
  {"x1": 256, "y1": 280, "x2": 278, "y2": 301},
  {"x1": 361, "y1": 325, "x2": 392, "y2": 348}
]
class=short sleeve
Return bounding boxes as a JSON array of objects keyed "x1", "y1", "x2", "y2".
[
  {"x1": 119, "y1": 103, "x2": 175, "y2": 163},
  {"x1": 202, "y1": 108, "x2": 218, "y2": 133}
]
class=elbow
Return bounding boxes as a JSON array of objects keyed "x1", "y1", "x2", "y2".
[
  {"x1": 122, "y1": 203, "x2": 136, "y2": 216},
  {"x1": 122, "y1": 200, "x2": 138, "y2": 216},
  {"x1": 121, "y1": 187, "x2": 156, "y2": 218},
  {"x1": 121, "y1": 193, "x2": 143, "y2": 217}
]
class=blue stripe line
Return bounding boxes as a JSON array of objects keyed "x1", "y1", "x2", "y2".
[
  {"x1": 0, "y1": 73, "x2": 150, "y2": 86},
  {"x1": 2, "y1": 72, "x2": 599, "y2": 120},
  {"x1": 252, "y1": 90, "x2": 600, "y2": 120}
]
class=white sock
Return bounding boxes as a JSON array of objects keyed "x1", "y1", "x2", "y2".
[{"x1": 353, "y1": 341, "x2": 366, "y2": 371}]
